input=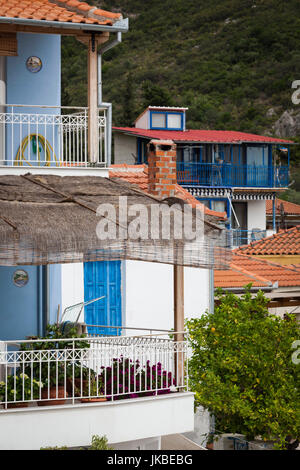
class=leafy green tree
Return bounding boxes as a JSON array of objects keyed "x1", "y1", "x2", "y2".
[
  {"x1": 121, "y1": 72, "x2": 137, "y2": 126},
  {"x1": 142, "y1": 80, "x2": 174, "y2": 109},
  {"x1": 186, "y1": 287, "x2": 300, "y2": 449}
]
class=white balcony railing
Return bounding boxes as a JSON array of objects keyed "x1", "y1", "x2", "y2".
[
  {"x1": 0, "y1": 104, "x2": 107, "y2": 168},
  {"x1": 0, "y1": 331, "x2": 188, "y2": 410}
]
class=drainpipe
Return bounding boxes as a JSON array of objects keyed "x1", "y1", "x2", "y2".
[
  {"x1": 0, "y1": 56, "x2": 5, "y2": 162},
  {"x1": 97, "y1": 32, "x2": 122, "y2": 167},
  {"x1": 44, "y1": 265, "x2": 50, "y2": 334},
  {"x1": 209, "y1": 269, "x2": 214, "y2": 314},
  {"x1": 272, "y1": 195, "x2": 276, "y2": 232}
]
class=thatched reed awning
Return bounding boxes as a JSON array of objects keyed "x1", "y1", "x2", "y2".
[{"x1": 0, "y1": 174, "x2": 231, "y2": 268}]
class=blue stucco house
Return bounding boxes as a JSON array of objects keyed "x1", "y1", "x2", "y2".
[{"x1": 0, "y1": 1, "x2": 201, "y2": 450}]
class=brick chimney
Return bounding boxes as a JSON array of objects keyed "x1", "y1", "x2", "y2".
[{"x1": 147, "y1": 139, "x2": 177, "y2": 198}]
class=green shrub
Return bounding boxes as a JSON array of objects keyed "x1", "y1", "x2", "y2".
[{"x1": 186, "y1": 287, "x2": 300, "y2": 449}]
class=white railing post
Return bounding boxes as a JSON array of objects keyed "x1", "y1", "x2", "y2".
[{"x1": 0, "y1": 341, "x2": 6, "y2": 382}]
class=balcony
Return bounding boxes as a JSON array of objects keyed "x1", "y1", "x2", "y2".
[
  {"x1": 0, "y1": 328, "x2": 193, "y2": 449},
  {"x1": 177, "y1": 162, "x2": 289, "y2": 188},
  {"x1": 228, "y1": 229, "x2": 267, "y2": 248},
  {"x1": 0, "y1": 104, "x2": 109, "y2": 172}
]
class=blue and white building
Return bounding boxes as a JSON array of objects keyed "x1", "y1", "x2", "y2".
[
  {"x1": 0, "y1": 2, "x2": 203, "y2": 450},
  {"x1": 114, "y1": 106, "x2": 293, "y2": 246}
]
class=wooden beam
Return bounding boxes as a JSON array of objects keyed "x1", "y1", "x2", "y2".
[
  {"x1": 0, "y1": 23, "x2": 108, "y2": 38},
  {"x1": 87, "y1": 34, "x2": 99, "y2": 164},
  {"x1": 174, "y1": 264, "x2": 184, "y2": 388},
  {"x1": 76, "y1": 32, "x2": 109, "y2": 46}
]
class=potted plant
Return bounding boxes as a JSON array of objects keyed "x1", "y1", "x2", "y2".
[
  {"x1": 19, "y1": 324, "x2": 90, "y2": 406},
  {"x1": 38, "y1": 362, "x2": 71, "y2": 406},
  {"x1": 80, "y1": 375, "x2": 106, "y2": 403},
  {"x1": 76, "y1": 370, "x2": 106, "y2": 403},
  {"x1": 0, "y1": 374, "x2": 43, "y2": 408}
]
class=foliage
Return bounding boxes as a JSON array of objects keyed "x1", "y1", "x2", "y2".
[
  {"x1": 89, "y1": 435, "x2": 114, "y2": 450},
  {"x1": 73, "y1": 366, "x2": 105, "y2": 398},
  {"x1": 99, "y1": 356, "x2": 175, "y2": 399},
  {"x1": 0, "y1": 374, "x2": 43, "y2": 403},
  {"x1": 61, "y1": 0, "x2": 300, "y2": 135},
  {"x1": 40, "y1": 434, "x2": 113, "y2": 450},
  {"x1": 20, "y1": 324, "x2": 90, "y2": 351},
  {"x1": 20, "y1": 324, "x2": 90, "y2": 388},
  {"x1": 186, "y1": 286, "x2": 300, "y2": 449}
]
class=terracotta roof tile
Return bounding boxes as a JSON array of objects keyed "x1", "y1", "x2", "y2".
[
  {"x1": 215, "y1": 253, "x2": 300, "y2": 288},
  {"x1": 266, "y1": 198, "x2": 300, "y2": 216},
  {"x1": 109, "y1": 164, "x2": 227, "y2": 220},
  {"x1": 234, "y1": 226, "x2": 300, "y2": 256},
  {"x1": 113, "y1": 127, "x2": 293, "y2": 144},
  {"x1": 0, "y1": 0, "x2": 122, "y2": 26}
]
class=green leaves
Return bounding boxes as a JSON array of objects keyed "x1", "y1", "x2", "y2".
[{"x1": 186, "y1": 288, "x2": 300, "y2": 448}]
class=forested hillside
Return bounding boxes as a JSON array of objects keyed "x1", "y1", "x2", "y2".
[{"x1": 61, "y1": 0, "x2": 300, "y2": 198}]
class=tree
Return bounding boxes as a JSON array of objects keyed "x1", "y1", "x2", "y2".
[
  {"x1": 141, "y1": 80, "x2": 174, "y2": 109},
  {"x1": 186, "y1": 287, "x2": 300, "y2": 449},
  {"x1": 121, "y1": 72, "x2": 136, "y2": 126}
]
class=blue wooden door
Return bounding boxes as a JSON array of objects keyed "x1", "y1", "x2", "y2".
[{"x1": 84, "y1": 261, "x2": 122, "y2": 336}]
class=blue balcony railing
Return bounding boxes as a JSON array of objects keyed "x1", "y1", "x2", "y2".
[
  {"x1": 177, "y1": 162, "x2": 289, "y2": 188},
  {"x1": 228, "y1": 229, "x2": 267, "y2": 247}
]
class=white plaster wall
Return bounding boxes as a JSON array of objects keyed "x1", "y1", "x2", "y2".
[
  {"x1": 0, "y1": 393, "x2": 194, "y2": 450},
  {"x1": 124, "y1": 261, "x2": 210, "y2": 332},
  {"x1": 135, "y1": 110, "x2": 149, "y2": 129},
  {"x1": 114, "y1": 133, "x2": 137, "y2": 165},
  {"x1": 61, "y1": 263, "x2": 84, "y2": 320},
  {"x1": 247, "y1": 200, "x2": 266, "y2": 231},
  {"x1": 185, "y1": 406, "x2": 212, "y2": 447}
]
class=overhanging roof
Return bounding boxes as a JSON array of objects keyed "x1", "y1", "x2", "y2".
[
  {"x1": 0, "y1": 174, "x2": 230, "y2": 268},
  {"x1": 113, "y1": 127, "x2": 294, "y2": 145},
  {"x1": 0, "y1": 0, "x2": 128, "y2": 33}
]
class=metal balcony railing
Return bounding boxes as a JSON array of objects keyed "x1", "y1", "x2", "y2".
[
  {"x1": 177, "y1": 162, "x2": 289, "y2": 188},
  {"x1": 228, "y1": 228, "x2": 267, "y2": 247},
  {"x1": 0, "y1": 330, "x2": 188, "y2": 410},
  {"x1": 0, "y1": 104, "x2": 108, "y2": 168}
]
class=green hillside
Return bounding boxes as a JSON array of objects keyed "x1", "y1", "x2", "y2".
[
  {"x1": 61, "y1": 0, "x2": 300, "y2": 198},
  {"x1": 62, "y1": 0, "x2": 300, "y2": 130}
]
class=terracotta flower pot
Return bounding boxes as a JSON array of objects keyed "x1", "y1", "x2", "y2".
[
  {"x1": 38, "y1": 386, "x2": 68, "y2": 406},
  {"x1": 80, "y1": 397, "x2": 107, "y2": 403},
  {"x1": 6, "y1": 402, "x2": 29, "y2": 409}
]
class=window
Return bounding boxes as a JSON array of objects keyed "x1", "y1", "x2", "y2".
[
  {"x1": 150, "y1": 111, "x2": 184, "y2": 130},
  {"x1": 167, "y1": 114, "x2": 182, "y2": 129},
  {"x1": 151, "y1": 113, "x2": 166, "y2": 128},
  {"x1": 211, "y1": 200, "x2": 226, "y2": 213}
]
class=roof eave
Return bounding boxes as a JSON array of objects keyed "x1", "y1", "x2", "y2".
[
  {"x1": 113, "y1": 129, "x2": 293, "y2": 145},
  {"x1": 0, "y1": 16, "x2": 129, "y2": 33}
]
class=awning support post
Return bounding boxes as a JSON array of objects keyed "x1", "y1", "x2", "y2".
[
  {"x1": 88, "y1": 33, "x2": 99, "y2": 164},
  {"x1": 174, "y1": 263, "x2": 184, "y2": 389}
]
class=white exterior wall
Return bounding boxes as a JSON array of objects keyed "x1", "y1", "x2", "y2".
[
  {"x1": 247, "y1": 200, "x2": 266, "y2": 231},
  {"x1": 0, "y1": 393, "x2": 194, "y2": 450},
  {"x1": 135, "y1": 110, "x2": 149, "y2": 129},
  {"x1": 114, "y1": 133, "x2": 137, "y2": 165},
  {"x1": 61, "y1": 263, "x2": 84, "y2": 321},
  {"x1": 124, "y1": 260, "x2": 210, "y2": 332}
]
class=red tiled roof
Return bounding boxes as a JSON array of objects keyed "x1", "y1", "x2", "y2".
[
  {"x1": 0, "y1": 0, "x2": 122, "y2": 26},
  {"x1": 215, "y1": 252, "x2": 300, "y2": 288},
  {"x1": 235, "y1": 226, "x2": 300, "y2": 256},
  {"x1": 113, "y1": 127, "x2": 293, "y2": 144},
  {"x1": 109, "y1": 164, "x2": 227, "y2": 220},
  {"x1": 266, "y1": 198, "x2": 300, "y2": 216}
]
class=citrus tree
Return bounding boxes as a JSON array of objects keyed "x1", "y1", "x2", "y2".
[{"x1": 186, "y1": 287, "x2": 300, "y2": 449}]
